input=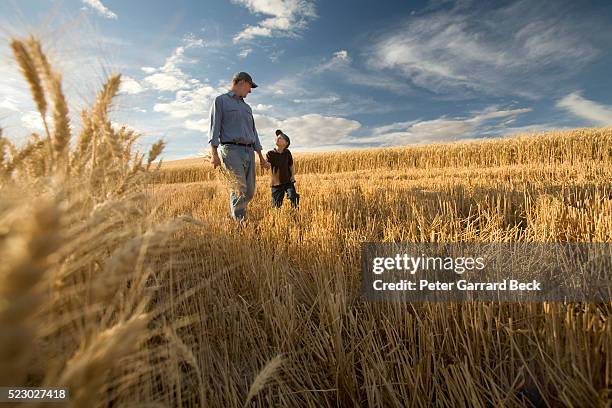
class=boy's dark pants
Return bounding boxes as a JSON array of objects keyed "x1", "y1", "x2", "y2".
[{"x1": 271, "y1": 182, "x2": 299, "y2": 208}]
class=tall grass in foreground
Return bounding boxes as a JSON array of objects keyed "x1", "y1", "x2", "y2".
[
  {"x1": 0, "y1": 38, "x2": 195, "y2": 407},
  {"x1": 1, "y1": 37, "x2": 610, "y2": 407}
]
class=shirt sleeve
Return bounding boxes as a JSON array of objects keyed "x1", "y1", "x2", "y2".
[
  {"x1": 208, "y1": 96, "x2": 222, "y2": 147},
  {"x1": 288, "y1": 151, "x2": 295, "y2": 181},
  {"x1": 253, "y1": 116, "x2": 263, "y2": 152}
]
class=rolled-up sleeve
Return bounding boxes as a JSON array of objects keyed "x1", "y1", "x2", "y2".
[
  {"x1": 253, "y1": 117, "x2": 262, "y2": 152},
  {"x1": 208, "y1": 96, "x2": 222, "y2": 146}
]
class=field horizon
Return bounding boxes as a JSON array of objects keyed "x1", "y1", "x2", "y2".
[{"x1": 160, "y1": 126, "x2": 609, "y2": 167}]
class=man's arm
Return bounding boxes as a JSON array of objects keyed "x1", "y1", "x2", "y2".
[
  {"x1": 208, "y1": 96, "x2": 222, "y2": 168},
  {"x1": 253, "y1": 119, "x2": 270, "y2": 170}
]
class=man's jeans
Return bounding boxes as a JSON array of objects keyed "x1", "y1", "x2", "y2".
[
  {"x1": 219, "y1": 144, "x2": 256, "y2": 220},
  {"x1": 271, "y1": 182, "x2": 299, "y2": 208}
]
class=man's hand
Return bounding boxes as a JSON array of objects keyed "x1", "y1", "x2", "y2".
[
  {"x1": 211, "y1": 154, "x2": 221, "y2": 169},
  {"x1": 210, "y1": 146, "x2": 221, "y2": 169},
  {"x1": 256, "y1": 150, "x2": 270, "y2": 170}
]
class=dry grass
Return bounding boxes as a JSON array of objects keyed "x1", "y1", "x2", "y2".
[{"x1": 0, "y1": 37, "x2": 610, "y2": 407}]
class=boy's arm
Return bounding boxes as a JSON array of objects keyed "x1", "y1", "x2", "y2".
[{"x1": 288, "y1": 151, "x2": 295, "y2": 182}]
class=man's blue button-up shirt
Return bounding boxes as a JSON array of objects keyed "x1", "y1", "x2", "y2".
[{"x1": 208, "y1": 90, "x2": 262, "y2": 151}]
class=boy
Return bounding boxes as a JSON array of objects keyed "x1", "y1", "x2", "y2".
[{"x1": 266, "y1": 129, "x2": 299, "y2": 208}]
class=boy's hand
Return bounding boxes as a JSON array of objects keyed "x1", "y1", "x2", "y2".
[{"x1": 260, "y1": 159, "x2": 271, "y2": 170}]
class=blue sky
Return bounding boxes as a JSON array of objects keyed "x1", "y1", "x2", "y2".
[{"x1": 1, "y1": 0, "x2": 612, "y2": 159}]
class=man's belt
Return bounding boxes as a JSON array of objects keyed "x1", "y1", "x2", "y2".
[{"x1": 221, "y1": 141, "x2": 253, "y2": 147}]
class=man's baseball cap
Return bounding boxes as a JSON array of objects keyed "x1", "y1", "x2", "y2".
[
  {"x1": 233, "y1": 71, "x2": 258, "y2": 88},
  {"x1": 275, "y1": 129, "x2": 290, "y2": 147}
]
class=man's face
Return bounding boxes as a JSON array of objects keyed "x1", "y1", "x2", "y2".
[{"x1": 236, "y1": 80, "x2": 252, "y2": 98}]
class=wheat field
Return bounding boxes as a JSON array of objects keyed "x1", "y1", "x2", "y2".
[{"x1": 1, "y1": 38, "x2": 611, "y2": 407}]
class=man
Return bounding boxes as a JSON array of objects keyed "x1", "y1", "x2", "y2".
[{"x1": 208, "y1": 72, "x2": 270, "y2": 220}]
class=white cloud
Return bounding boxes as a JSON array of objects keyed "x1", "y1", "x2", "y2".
[
  {"x1": 254, "y1": 113, "x2": 361, "y2": 147},
  {"x1": 0, "y1": 98, "x2": 19, "y2": 111},
  {"x1": 119, "y1": 76, "x2": 144, "y2": 94},
  {"x1": 144, "y1": 72, "x2": 191, "y2": 92},
  {"x1": 20, "y1": 111, "x2": 45, "y2": 131},
  {"x1": 293, "y1": 96, "x2": 340, "y2": 104},
  {"x1": 183, "y1": 33, "x2": 205, "y2": 48},
  {"x1": 153, "y1": 85, "x2": 222, "y2": 119},
  {"x1": 367, "y1": 0, "x2": 600, "y2": 97},
  {"x1": 252, "y1": 103, "x2": 272, "y2": 112},
  {"x1": 232, "y1": 0, "x2": 317, "y2": 43},
  {"x1": 268, "y1": 49, "x2": 285, "y2": 62},
  {"x1": 557, "y1": 92, "x2": 612, "y2": 125},
  {"x1": 184, "y1": 118, "x2": 210, "y2": 133},
  {"x1": 238, "y1": 48, "x2": 253, "y2": 58},
  {"x1": 81, "y1": 0, "x2": 117, "y2": 19},
  {"x1": 234, "y1": 26, "x2": 273, "y2": 42},
  {"x1": 142, "y1": 35, "x2": 205, "y2": 92},
  {"x1": 333, "y1": 50, "x2": 350, "y2": 61}
]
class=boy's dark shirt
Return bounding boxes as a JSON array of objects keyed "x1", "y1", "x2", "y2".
[{"x1": 266, "y1": 148, "x2": 295, "y2": 186}]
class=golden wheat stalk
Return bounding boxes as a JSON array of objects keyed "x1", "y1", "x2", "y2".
[
  {"x1": 10, "y1": 39, "x2": 54, "y2": 168},
  {"x1": 243, "y1": 354, "x2": 284, "y2": 407},
  {"x1": 27, "y1": 38, "x2": 71, "y2": 167},
  {"x1": 0, "y1": 199, "x2": 61, "y2": 386}
]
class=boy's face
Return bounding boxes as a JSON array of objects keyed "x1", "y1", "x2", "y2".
[{"x1": 275, "y1": 134, "x2": 287, "y2": 149}]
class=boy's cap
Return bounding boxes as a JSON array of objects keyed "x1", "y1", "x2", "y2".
[
  {"x1": 233, "y1": 71, "x2": 258, "y2": 88},
  {"x1": 276, "y1": 129, "x2": 290, "y2": 147}
]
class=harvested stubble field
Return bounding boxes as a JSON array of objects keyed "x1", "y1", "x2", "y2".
[
  {"x1": 0, "y1": 38, "x2": 611, "y2": 407},
  {"x1": 149, "y1": 128, "x2": 612, "y2": 407}
]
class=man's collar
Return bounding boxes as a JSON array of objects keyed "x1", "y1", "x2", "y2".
[{"x1": 228, "y1": 90, "x2": 242, "y2": 100}]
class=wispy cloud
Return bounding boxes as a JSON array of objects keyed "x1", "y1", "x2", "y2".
[
  {"x1": 314, "y1": 50, "x2": 351, "y2": 72},
  {"x1": 81, "y1": 0, "x2": 117, "y2": 19},
  {"x1": 142, "y1": 35, "x2": 205, "y2": 91},
  {"x1": 351, "y1": 107, "x2": 533, "y2": 146},
  {"x1": 138, "y1": 36, "x2": 229, "y2": 134},
  {"x1": 238, "y1": 48, "x2": 253, "y2": 58},
  {"x1": 366, "y1": 0, "x2": 602, "y2": 97},
  {"x1": 314, "y1": 50, "x2": 413, "y2": 94},
  {"x1": 232, "y1": 0, "x2": 317, "y2": 43},
  {"x1": 557, "y1": 92, "x2": 612, "y2": 125},
  {"x1": 252, "y1": 106, "x2": 534, "y2": 150}
]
